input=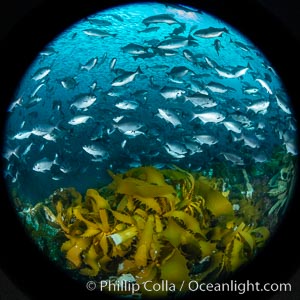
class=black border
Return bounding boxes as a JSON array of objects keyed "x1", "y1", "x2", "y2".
[{"x1": 0, "y1": 1, "x2": 299, "y2": 299}]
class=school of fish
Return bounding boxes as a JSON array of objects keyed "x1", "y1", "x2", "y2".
[{"x1": 3, "y1": 3, "x2": 297, "y2": 200}]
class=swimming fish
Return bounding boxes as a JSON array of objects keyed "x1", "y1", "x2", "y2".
[
  {"x1": 192, "y1": 111, "x2": 225, "y2": 123},
  {"x1": 215, "y1": 64, "x2": 250, "y2": 79},
  {"x1": 68, "y1": 115, "x2": 93, "y2": 125},
  {"x1": 142, "y1": 14, "x2": 181, "y2": 26},
  {"x1": 70, "y1": 94, "x2": 97, "y2": 110},
  {"x1": 160, "y1": 86, "x2": 185, "y2": 100},
  {"x1": 164, "y1": 142, "x2": 187, "y2": 158},
  {"x1": 82, "y1": 144, "x2": 108, "y2": 159},
  {"x1": 114, "y1": 121, "x2": 144, "y2": 133},
  {"x1": 31, "y1": 67, "x2": 51, "y2": 81},
  {"x1": 275, "y1": 93, "x2": 292, "y2": 114},
  {"x1": 111, "y1": 66, "x2": 143, "y2": 86},
  {"x1": 115, "y1": 100, "x2": 139, "y2": 110},
  {"x1": 157, "y1": 108, "x2": 182, "y2": 127},
  {"x1": 60, "y1": 77, "x2": 77, "y2": 89},
  {"x1": 193, "y1": 135, "x2": 218, "y2": 146},
  {"x1": 83, "y1": 28, "x2": 117, "y2": 38},
  {"x1": 80, "y1": 57, "x2": 98, "y2": 71},
  {"x1": 221, "y1": 152, "x2": 244, "y2": 165},
  {"x1": 246, "y1": 100, "x2": 270, "y2": 114},
  {"x1": 33, "y1": 155, "x2": 58, "y2": 173},
  {"x1": 122, "y1": 43, "x2": 149, "y2": 55},
  {"x1": 194, "y1": 27, "x2": 229, "y2": 38}
]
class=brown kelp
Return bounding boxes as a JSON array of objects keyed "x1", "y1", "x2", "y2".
[{"x1": 24, "y1": 165, "x2": 271, "y2": 297}]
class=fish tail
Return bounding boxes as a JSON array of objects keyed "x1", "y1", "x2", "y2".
[
  {"x1": 187, "y1": 33, "x2": 196, "y2": 41},
  {"x1": 224, "y1": 27, "x2": 229, "y2": 34},
  {"x1": 136, "y1": 66, "x2": 143, "y2": 74},
  {"x1": 190, "y1": 113, "x2": 197, "y2": 121}
]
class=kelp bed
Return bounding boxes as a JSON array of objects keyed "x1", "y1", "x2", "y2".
[{"x1": 16, "y1": 162, "x2": 296, "y2": 298}]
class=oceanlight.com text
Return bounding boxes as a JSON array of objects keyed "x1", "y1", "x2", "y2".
[
  {"x1": 187, "y1": 280, "x2": 292, "y2": 294},
  {"x1": 86, "y1": 279, "x2": 292, "y2": 295}
]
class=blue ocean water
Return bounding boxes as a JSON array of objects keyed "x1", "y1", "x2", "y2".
[{"x1": 3, "y1": 2, "x2": 297, "y2": 203}]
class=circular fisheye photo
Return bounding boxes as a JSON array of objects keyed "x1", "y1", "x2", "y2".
[{"x1": 2, "y1": 1, "x2": 298, "y2": 298}]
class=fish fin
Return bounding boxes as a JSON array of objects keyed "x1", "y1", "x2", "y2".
[
  {"x1": 136, "y1": 66, "x2": 143, "y2": 74},
  {"x1": 190, "y1": 113, "x2": 197, "y2": 122},
  {"x1": 53, "y1": 153, "x2": 59, "y2": 165}
]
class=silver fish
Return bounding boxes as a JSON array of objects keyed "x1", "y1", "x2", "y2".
[
  {"x1": 204, "y1": 56, "x2": 218, "y2": 68},
  {"x1": 68, "y1": 115, "x2": 93, "y2": 125},
  {"x1": 122, "y1": 43, "x2": 149, "y2": 55},
  {"x1": 167, "y1": 66, "x2": 194, "y2": 79},
  {"x1": 230, "y1": 113, "x2": 252, "y2": 126},
  {"x1": 184, "y1": 94, "x2": 217, "y2": 108},
  {"x1": 31, "y1": 83, "x2": 45, "y2": 98},
  {"x1": 188, "y1": 80, "x2": 208, "y2": 94},
  {"x1": 221, "y1": 152, "x2": 244, "y2": 165},
  {"x1": 164, "y1": 142, "x2": 187, "y2": 158},
  {"x1": 33, "y1": 155, "x2": 58, "y2": 173},
  {"x1": 246, "y1": 100, "x2": 270, "y2": 114},
  {"x1": 70, "y1": 94, "x2": 97, "y2": 110},
  {"x1": 182, "y1": 49, "x2": 199, "y2": 65},
  {"x1": 283, "y1": 131, "x2": 298, "y2": 155},
  {"x1": 80, "y1": 57, "x2": 98, "y2": 71},
  {"x1": 25, "y1": 96, "x2": 43, "y2": 108},
  {"x1": 255, "y1": 78, "x2": 273, "y2": 94},
  {"x1": 87, "y1": 18, "x2": 112, "y2": 26},
  {"x1": 111, "y1": 66, "x2": 143, "y2": 87},
  {"x1": 7, "y1": 97, "x2": 23, "y2": 113},
  {"x1": 205, "y1": 81, "x2": 232, "y2": 94},
  {"x1": 12, "y1": 131, "x2": 32, "y2": 140},
  {"x1": 83, "y1": 28, "x2": 117, "y2": 38},
  {"x1": 285, "y1": 140, "x2": 298, "y2": 155},
  {"x1": 82, "y1": 144, "x2": 108, "y2": 158},
  {"x1": 110, "y1": 58, "x2": 117, "y2": 71},
  {"x1": 142, "y1": 14, "x2": 181, "y2": 26},
  {"x1": 115, "y1": 100, "x2": 139, "y2": 110},
  {"x1": 114, "y1": 121, "x2": 143, "y2": 133},
  {"x1": 31, "y1": 124, "x2": 57, "y2": 136},
  {"x1": 123, "y1": 130, "x2": 146, "y2": 138},
  {"x1": 157, "y1": 108, "x2": 182, "y2": 127},
  {"x1": 194, "y1": 27, "x2": 229, "y2": 38},
  {"x1": 193, "y1": 135, "x2": 218, "y2": 146},
  {"x1": 192, "y1": 111, "x2": 225, "y2": 123},
  {"x1": 22, "y1": 142, "x2": 34, "y2": 157},
  {"x1": 160, "y1": 86, "x2": 185, "y2": 100},
  {"x1": 253, "y1": 152, "x2": 268, "y2": 163},
  {"x1": 39, "y1": 46, "x2": 57, "y2": 56},
  {"x1": 60, "y1": 77, "x2": 77, "y2": 89},
  {"x1": 184, "y1": 141, "x2": 202, "y2": 155},
  {"x1": 156, "y1": 36, "x2": 191, "y2": 50},
  {"x1": 242, "y1": 134, "x2": 260, "y2": 149},
  {"x1": 215, "y1": 65, "x2": 250, "y2": 79},
  {"x1": 275, "y1": 93, "x2": 292, "y2": 114},
  {"x1": 42, "y1": 133, "x2": 57, "y2": 142},
  {"x1": 222, "y1": 121, "x2": 242, "y2": 133},
  {"x1": 243, "y1": 87, "x2": 259, "y2": 95},
  {"x1": 113, "y1": 116, "x2": 124, "y2": 123},
  {"x1": 31, "y1": 67, "x2": 51, "y2": 81}
]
